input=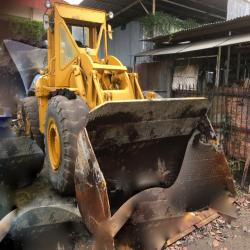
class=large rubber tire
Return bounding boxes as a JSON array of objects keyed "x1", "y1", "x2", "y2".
[
  {"x1": 45, "y1": 96, "x2": 88, "y2": 195},
  {"x1": 21, "y1": 96, "x2": 44, "y2": 150}
]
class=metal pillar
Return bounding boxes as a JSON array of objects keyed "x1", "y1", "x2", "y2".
[
  {"x1": 215, "y1": 47, "x2": 222, "y2": 87},
  {"x1": 236, "y1": 52, "x2": 241, "y2": 82},
  {"x1": 225, "y1": 46, "x2": 231, "y2": 86}
]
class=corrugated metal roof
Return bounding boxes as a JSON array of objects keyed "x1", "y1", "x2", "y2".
[
  {"x1": 81, "y1": 0, "x2": 131, "y2": 12},
  {"x1": 137, "y1": 44, "x2": 188, "y2": 56},
  {"x1": 136, "y1": 33, "x2": 250, "y2": 57},
  {"x1": 80, "y1": 0, "x2": 227, "y2": 27},
  {"x1": 146, "y1": 14, "x2": 250, "y2": 44}
]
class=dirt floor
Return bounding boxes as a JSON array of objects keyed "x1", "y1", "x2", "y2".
[
  {"x1": 1, "y1": 168, "x2": 250, "y2": 250},
  {"x1": 168, "y1": 185, "x2": 250, "y2": 250}
]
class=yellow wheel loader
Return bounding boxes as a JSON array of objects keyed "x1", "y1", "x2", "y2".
[{"x1": 18, "y1": 2, "x2": 236, "y2": 249}]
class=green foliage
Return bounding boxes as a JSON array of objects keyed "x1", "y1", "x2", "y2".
[
  {"x1": 8, "y1": 16, "x2": 45, "y2": 45},
  {"x1": 139, "y1": 12, "x2": 199, "y2": 38}
]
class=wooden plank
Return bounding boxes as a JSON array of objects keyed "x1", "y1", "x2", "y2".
[
  {"x1": 167, "y1": 209, "x2": 220, "y2": 246},
  {"x1": 195, "y1": 211, "x2": 219, "y2": 228},
  {"x1": 167, "y1": 226, "x2": 195, "y2": 246}
]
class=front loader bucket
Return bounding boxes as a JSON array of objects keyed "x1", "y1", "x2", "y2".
[{"x1": 74, "y1": 98, "x2": 236, "y2": 249}]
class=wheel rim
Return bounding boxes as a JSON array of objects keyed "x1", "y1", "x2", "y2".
[{"x1": 47, "y1": 118, "x2": 61, "y2": 171}]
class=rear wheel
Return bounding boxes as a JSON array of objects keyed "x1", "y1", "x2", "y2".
[
  {"x1": 18, "y1": 96, "x2": 44, "y2": 150},
  {"x1": 16, "y1": 96, "x2": 44, "y2": 180},
  {"x1": 45, "y1": 95, "x2": 88, "y2": 195},
  {"x1": 17, "y1": 96, "x2": 44, "y2": 150}
]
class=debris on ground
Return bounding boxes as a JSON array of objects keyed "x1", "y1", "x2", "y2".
[{"x1": 167, "y1": 185, "x2": 250, "y2": 250}]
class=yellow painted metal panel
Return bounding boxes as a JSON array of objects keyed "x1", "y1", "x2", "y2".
[
  {"x1": 37, "y1": 2, "x2": 144, "y2": 134},
  {"x1": 55, "y1": 3, "x2": 106, "y2": 24},
  {"x1": 92, "y1": 63, "x2": 127, "y2": 71}
]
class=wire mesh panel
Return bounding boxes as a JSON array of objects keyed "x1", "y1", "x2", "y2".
[
  {"x1": 172, "y1": 65, "x2": 199, "y2": 91},
  {"x1": 172, "y1": 84, "x2": 199, "y2": 97},
  {"x1": 173, "y1": 85, "x2": 250, "y2": 161}
]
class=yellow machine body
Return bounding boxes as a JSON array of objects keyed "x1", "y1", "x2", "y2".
[{"x1": 36, "y1": 3, "x2": 143, "y2": 134}]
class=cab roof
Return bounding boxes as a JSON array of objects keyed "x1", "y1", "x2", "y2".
[{"x1": 54, "y1": 2, "x2": 106, "y2": 24}]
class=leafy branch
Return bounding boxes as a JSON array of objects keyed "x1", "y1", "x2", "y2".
[{"x1": 139, "y1": 12, "x2": 199, "y2": 38}]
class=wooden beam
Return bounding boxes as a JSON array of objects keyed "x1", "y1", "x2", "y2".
[
  {"x1": 160, "y1": 0, "x2": 225, "y2": 20},
  {"x1": 152, "y1": 0, "x2": 156, "y2": 15},
  {"x1": 114, "y1": 0, "x2": 140, "y2": 18},
  {"x1": 215, "y1": 47, "x2": 222, "y2": 87},
  {"x1": 139, "y1": 0, "x2": 149, "y2": 14}
]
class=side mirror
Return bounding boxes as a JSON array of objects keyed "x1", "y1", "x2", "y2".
[
  {"x1": 43, "y1": 14, "x2": 49, "y2": 31},
  {"x1": 108, "y1": 24, "x2": 113, "y2": 40}
]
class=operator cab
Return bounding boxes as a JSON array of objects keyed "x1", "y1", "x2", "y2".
[
  {"x1": 70, "y1": 25, "x2": 89, "y2": 48},
  {"x1": 64, "y1": 18, "x2": 108, "y2": 61}
]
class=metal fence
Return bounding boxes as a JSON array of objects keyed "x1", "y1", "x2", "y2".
[
  {"x1": 172, "y1": 85, "x2": 250, "y2": 162},
  {"x1": 172, "y1": 84, "x2": 204, "y2": 98}
]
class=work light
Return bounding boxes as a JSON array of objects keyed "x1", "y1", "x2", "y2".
[
  {"x1": 45, "y1": 0, "x2": 52, "y2": 9},
  {"x1": 108, "y1": 11, "x2": 114, "y2": 19}
]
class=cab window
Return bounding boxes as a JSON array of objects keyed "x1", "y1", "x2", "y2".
[{"x1": 59, "y1": 23, "x2": 77, "y2": 68}]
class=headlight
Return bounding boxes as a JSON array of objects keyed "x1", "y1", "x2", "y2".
[{"x1": 108, "y1": 11, "x2": 114, "y2": 19}]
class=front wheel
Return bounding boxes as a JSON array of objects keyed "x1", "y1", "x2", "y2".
[{"x1": 45, "y1": 95, "x2": 88, "y2": 195}]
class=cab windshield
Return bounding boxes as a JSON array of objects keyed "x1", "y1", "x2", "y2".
[
  {"x1": 70, "y1": 25, "x2": 90, "y2": 48},
  {"x1": 66, "y1": 21, "x2": 105, "y2": 52}
]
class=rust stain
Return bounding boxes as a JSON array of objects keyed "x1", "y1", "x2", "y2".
[{"x1": 75, "y1": 102, "x2": 236, "y2": 249}]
